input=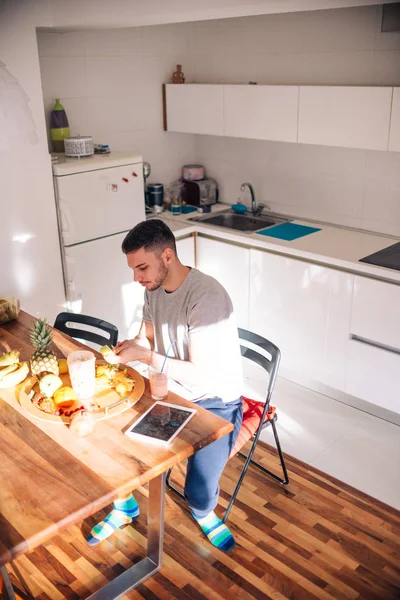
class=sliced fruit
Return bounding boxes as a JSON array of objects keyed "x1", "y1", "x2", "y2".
[
  {"x1": 100, "y1": 345, "x2": 119, "y2": 364},
  {"x1": 0, "y1": 362, "x2": 29, "y2": 389},
  {"x1": 96, "y1": 364, "x2": 118, "y2": 379},
  {"x1": 113, "y1": 371, "x2": 134, "y2": 392},
  {"x1": 0, "y1": 349, "x2": 20, "y2": 367},
  {"x1": 95, "y1": 373, "x2": 110, "y2": 385},
  {"x1": 39, "y1": 373, "x2": 63, "y2": 398},
  {"x1": 53, "y1": 385, "x2": 77, "y2": 408},
  {"x1": 32, "y1": 393, "x2": 55, "y2": 414},
  {"x1": 115, "y1": 383, "x2": 128, "y2": 398},
  {"x1": 58, "y1": 358, "x2": 68, "y2": 374},
  {"x1": 0, "y1": 363, "x2": 19, "y2": 381}
]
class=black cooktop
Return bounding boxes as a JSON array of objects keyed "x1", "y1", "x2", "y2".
[{"x1": 360, "y1": 241, "x2": 400, "y2": 272}]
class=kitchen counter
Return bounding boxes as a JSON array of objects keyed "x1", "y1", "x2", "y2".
[{"x1": 155, "y1": 205, "x2": 400, "y2": 285}]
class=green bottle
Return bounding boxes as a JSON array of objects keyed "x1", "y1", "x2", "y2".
[{"x1": 50, "y1": 99, "x2": 70, "y2": 152}]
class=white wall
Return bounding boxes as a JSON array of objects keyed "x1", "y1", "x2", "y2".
[
  {"x1": 0, "y1": 0, "x2": 65, "y2": 322},
  {"x1": 191, "y1": 6, "x2": 400, "y2": 236},
  {"x1": 37, "y1": 26, "x2": 196, "y2": 187},
  {"x1": 38, "y1": 5, "x2": 400, "y2": 237}
]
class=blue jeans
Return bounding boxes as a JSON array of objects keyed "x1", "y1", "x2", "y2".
[{"x1": 184, "y1": 396, "x2": 243, "y2": 519}]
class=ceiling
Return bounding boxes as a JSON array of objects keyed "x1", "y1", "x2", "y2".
[{"x1": 45, "y1": 0, "x2": 399, "y2": 31}]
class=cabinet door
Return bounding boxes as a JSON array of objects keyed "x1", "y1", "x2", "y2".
[
  {"x1": 224, "y1": 85, "x2": 298, "y2": 142},
  {"x1": 388, "y1": 87, "x2": 400, "y2": 152},
  {"x1": 249, "y1": 249, "x2": 353, "y2": 391},
  {"x1": 345, "y1": 340, "x2": 400, "y2": 414},
  {"x1": 298, "y1": 86, "x2": 392, "y2": 151},
  {"x1": 196, "y1": 236, "x2": 249, "y2": 328},
  {"x1": 165, "y1": 84, "x2": 223, "y2": 135},
  {"x1": 350, "y1": 276, "x2": 400, "y2": 351},
  {"x1": 176, "y1": 235, "x2": 195, "y2": 268}
]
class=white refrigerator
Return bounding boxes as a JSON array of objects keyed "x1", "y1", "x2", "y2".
[{"x1": 53, "y1": 152, "x2": 146, "y2": 341}]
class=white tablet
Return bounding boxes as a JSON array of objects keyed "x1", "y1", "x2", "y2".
[{"x1": 125, "y1": 401, "x2": 197, "y2": 445}]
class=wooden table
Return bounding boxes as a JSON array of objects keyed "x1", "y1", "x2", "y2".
[{"x1": 0, "y1": 312, "x2": 233, "y2": 599}]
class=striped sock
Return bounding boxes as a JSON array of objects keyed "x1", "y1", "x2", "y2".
[
  {"x1": 193, "y1": 510, "x2": 235, "y2": 552},
  {"x1": 86, "y1": 493, "x2": 139, "y2": 546}
]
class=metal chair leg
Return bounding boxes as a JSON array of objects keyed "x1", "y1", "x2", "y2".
[
  {"x1": 0, "y1": 566, "x2": 17, "y2": 600},
  {"x1": 224, "y1": 422, "x2": 289, "y2": 523},
  {"x1": 238, "y1": 421, "x2": 289, "y2": 486},
  {"x1": 165, "y1": 467, "x2": 185, "y2": 501},
  {"x1": 223, "y1": 433, "x2": 260, "y2": 523}
]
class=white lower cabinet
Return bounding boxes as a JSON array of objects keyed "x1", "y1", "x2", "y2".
[
  {"x1": 345, "y1": 275, "x2": 400, "y2": 414},
  {"x1": 248, "y1": 248, "x2": 354, "y2": 391},
  {"x1": 176, "y1": 235, "x2": 195, "y2": 268},
  {"x1": 195, "y1": 236, "x2": 250, "y2": 328},
  {"x1": 345, "y1": 340, "x2": 400, "y2": 414},
  {"x1": 350, "y1": 276, "x2": 400, "y2": 351},
  {"x1": 194, "y1": 237, "x2": 399, "y2": 415}
]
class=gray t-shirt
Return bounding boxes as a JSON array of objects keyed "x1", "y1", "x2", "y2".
[{"x1": 143, "y1": 268, "x2": 243, "y2": 402}]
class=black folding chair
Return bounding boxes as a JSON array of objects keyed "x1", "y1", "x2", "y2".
[
  {"x1": 53, "y1": 312, "x2": 118, "y2": 348},
  {"x1": 166, "y1": 328, "x2": 289, "y2": 523}
]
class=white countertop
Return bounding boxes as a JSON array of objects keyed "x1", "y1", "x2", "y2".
[{"x1": 152, "y1": 205, "x2": 400, "y2": 285}]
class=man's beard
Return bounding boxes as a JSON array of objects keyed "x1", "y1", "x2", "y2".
[{"x1": 147, "y1": 259, "x2": 169, "y2": 291}]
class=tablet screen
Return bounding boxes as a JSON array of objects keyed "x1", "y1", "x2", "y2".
[{"x1": 125, "y1": 401, "x2": 197, "y2": 444}]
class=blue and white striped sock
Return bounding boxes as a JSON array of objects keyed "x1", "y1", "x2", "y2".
[
  {"x1": 192, "y1": 510, "x2": 235, "y2": 552},
  {"x1": 86, "y1": 493, "x2": 140, "y2": 546}
]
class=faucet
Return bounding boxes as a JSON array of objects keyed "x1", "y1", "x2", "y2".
[{"x1": 240, "y1": 182, "x2": 264, "y2": 217}]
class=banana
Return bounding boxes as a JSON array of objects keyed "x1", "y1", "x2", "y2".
[
  {"x1": 0, "y1": 349, "x2": 20, "y2": 367},
  {"x1": 0, "y1": 362, "x2": 29, "y2": 389},
  {"x1": 0, "y1": 363, "x2": 19, "y2": 381}
]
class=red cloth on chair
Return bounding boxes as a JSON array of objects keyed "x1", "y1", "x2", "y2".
[{"x1": 229, "y1": 396, "x2": 276, "y2": 460}]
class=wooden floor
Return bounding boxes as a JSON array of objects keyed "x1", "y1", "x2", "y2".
[{"x1": 5, "y1": 442, "x2": 400, "y2": 600}]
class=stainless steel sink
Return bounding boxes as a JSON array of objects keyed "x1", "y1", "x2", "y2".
[{"x1": 189, "y1": 211, "x2": 288, "y2": 232}]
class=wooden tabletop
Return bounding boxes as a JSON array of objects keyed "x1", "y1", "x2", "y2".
[{"x1": 0, "y1": 312, "x2": 233, "y2": 566}]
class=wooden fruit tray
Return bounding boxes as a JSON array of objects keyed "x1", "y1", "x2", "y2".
[{"x1": 19, "y1": 362, "x2": 145, "y2": 424}]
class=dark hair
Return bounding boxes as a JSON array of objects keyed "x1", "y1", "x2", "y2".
[{"x1": 121, "y1": 219, "x2": 177, "y2": 255}]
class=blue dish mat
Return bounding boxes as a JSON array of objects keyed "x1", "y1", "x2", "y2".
[{"x1": 256, "y1": 222, "x2": 321, "y2": 241}]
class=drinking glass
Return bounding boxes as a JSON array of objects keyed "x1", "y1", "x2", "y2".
[
  {"x1": 67, "y1": 350, "x2": 96, "y2": 402},
  {"x1": 148, "y1": 365, "x2": 168, "y2": 400},
  {"x1": 169, "y1": 181, "x2": 183, "y2": 216},
  {"x1": 170, "y1": 195, "x2": 182, "y2": 215}
]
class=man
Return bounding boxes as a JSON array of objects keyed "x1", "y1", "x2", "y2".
[{"x1": 87, "y1": 219, "x2": 243, "y2": 552}]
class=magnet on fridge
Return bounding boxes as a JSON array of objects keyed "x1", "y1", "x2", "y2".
[
  {"x1": 122, "y1": 177, "x2": 129, "y2": 183},
  {"x1": 132, "y1": 172, "x2": 138, "y2": 177}
]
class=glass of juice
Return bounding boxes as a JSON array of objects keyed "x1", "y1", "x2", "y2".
[
  {"x1": 148, "y1": 365, "x2": 168, "y2": 400},
  {"x1": 67, "y1": 350, "x2": 96, "y2": 402}
]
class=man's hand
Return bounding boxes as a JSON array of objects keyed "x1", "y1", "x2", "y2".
[{"x1": 109, "y1": 340, "x2": 152, "y2": 365}]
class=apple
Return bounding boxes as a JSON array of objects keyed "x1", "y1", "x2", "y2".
[{"x1": 39, "y1": 373, "x2": 63, "y2": 398}]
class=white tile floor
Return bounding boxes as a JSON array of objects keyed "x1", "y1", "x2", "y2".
[{"x1": 243, "y1": 362, "x2": 400, "y2": 510}]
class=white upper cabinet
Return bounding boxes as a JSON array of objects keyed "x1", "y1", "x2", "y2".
[
  {"x1": 298, "y1": 86, "x2": 392, "y2": 151},
  {"x1": 388, "y1": 87, "x2": 400, "y2": 152},
  {"x1": 223, "y1": 85, "x2": 298, "y2": 142},
  {"x1": 165, "y1": 84, "x2": 223, "y2": 136},
  {"x1": 164, "y1": 84, "x2": 396, "y2": 152}
]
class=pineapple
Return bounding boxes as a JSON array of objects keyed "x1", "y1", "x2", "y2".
[{"x1": 30, "y1": 318, "x2": 59, "y2": 376}]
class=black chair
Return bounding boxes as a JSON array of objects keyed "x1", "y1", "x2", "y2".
[
  {"x1": 166, "y1": 328, "x2": 289, "y2": 523},
  {"x1": 53, "y1": 312, "x2": 118, "y2": 348}
]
